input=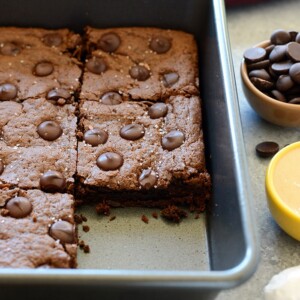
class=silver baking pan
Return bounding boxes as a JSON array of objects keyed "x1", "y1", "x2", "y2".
[{"x1": 0, "y1": 0, "x2": 259, "y2": 299}]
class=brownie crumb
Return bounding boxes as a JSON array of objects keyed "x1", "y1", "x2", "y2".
[
  {"x1": 78, "y1": 240, "x2": 85, "y2": 249},
  {"x1": 80, "y1": 214, "x2": 88, "y2": 222},
  {"x1": 141, "y1": 214, "x2": 149, "y2": 224},
  {"x1": 152, "y1": 212, "x2": 158, "y2": 219},
  {"x1": 161, "y1": 205, "x2": 187, "y2": 223},
  {"x1": 109, "y1": 216, "x2": 116, "y2": 222},
  {"x1": 194, "y1": 213, "x2": 200, "y2": 219},
  {"x1": 74, "y1": 214, "x2": 83, "y2": 224},
  {"x1": 95, "y1": 202, "x2": 110, "y2": 216},
  {"x1": 32, "y1": 216, "x2": 37, "y2": 223},
  {"x1": 82, "y1": 225, "x2": 90, "y2": 232},
  {"x1": 83, "y1": 245, "x2": 90, "y2": 253},
  {"x1": 0, "y1": 209, "x2": 10, "y2": 217}
]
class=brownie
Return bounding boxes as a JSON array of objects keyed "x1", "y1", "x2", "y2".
[
  {"x1": 0, "y1": 188, "x2": 76, "y2": 268},
  {"x1": 77, "y1": 96, "x2": 210, "y2": 209},
  {"x1": 0, "y1": 98, "x2": 77, "y2": 147},
  {"x1": 80, "y1": 27, "x2": 199, "y2": 102},
  {"x1": 0, "y1": 27, "x2": 82, "y2": 102},
  {"x1": 0, "y1": 143, "x2": 76, "y2": 192}
]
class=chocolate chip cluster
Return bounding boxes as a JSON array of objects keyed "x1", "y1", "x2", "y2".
[{"x1": 244, "y1": 29, "x2": 300, "y2": 103}]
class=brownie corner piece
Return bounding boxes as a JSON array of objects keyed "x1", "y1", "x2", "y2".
[{"x1": 80, "y1": 27, "x2": 199, "y2": 102}]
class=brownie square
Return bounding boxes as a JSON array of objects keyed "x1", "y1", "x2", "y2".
[
  {"x1": 77, "y1": 96, "x2": 210, "y2": 209},
  {"x1": 0, "y1": 27, "x2": 82, "y2": 102},
  {"x1": 80, "y1": 27, "x2": 199, "y2": 102},
  {"x1": 0, "y1": 98, "x2": 77, "y2": 148},
  {"x1": 0, "y1": 188, "x2": 76, "y2": 268},
  {"x1": 0, "y1": 143, "x2": 77, "y2": 192}
]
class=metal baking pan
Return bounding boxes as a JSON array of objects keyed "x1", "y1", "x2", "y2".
[{"x1": 0, "y1": 0, "x2": 259, "y2": 299}]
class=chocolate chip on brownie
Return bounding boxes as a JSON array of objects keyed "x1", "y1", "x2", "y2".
[
  {"x1": 83, "y1": 129, "x2": 108, "y2": 146},
  {"x1": 40, "y1": 170, "x2": 66, "y2": 192},
  {"x1": 6, "y1": 196, "x2": 32, "y2": 218},
  {"x1": 37, "y1": 121, "x2": 63, "y2": 141}
]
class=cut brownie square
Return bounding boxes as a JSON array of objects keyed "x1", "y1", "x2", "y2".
[
  {"x1": 0, "y1": 98, "x2": 77, "y2": 147},
  {"x1": 0, "y1": 143, "x2": 76, "y2": 192},
  {"x1": 0, "y1": 27, "x2": 82, "y2": 102},
  {"x1": 77, "y1": 95, "x2": 210, "y2": 209},
  {"x1": 0, "y1": 187, "x2": 77, "y2": 268},
  {"x1": 80, "y1": 27, "x2": 199, "y2": 102}
]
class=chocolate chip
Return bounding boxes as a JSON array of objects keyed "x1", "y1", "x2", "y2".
[
  {"x1": 49, "y1": 220, "x2": 75, "y2": 244},
  {"x1": 129, "y1": 65, "x2": 150, "y2": 81},
  {"x1": 296, "y1": 32, "x2": 300, "y2": 43},
  {"x1": 248, "y1": 69, "x2": 271, "y2": 81},
  {"x1": 97, "y1": 32, "x2": 121, "y2": 52},
  {"x1": 269, "y1": 45, "x2": 287, "y2": 62},
  {"x1": 101, "y1": 92, "x2": 122, "y2": 105},
  {"x1": 161, "y1": 130, "x2": 185, "y2": 150},
  {"x1": 47, "y1": 88, "x2": 71, "y2": 101},
  {"x1": 148, "y1": 102, "x2": 168, "y2": 119},
  {"x1": 250, "y1": 77, "x2": 274, "y2": 91},
  {"x1": 0, "y1": 161, "x2": 4, "y2": 175},
  {"x1": 120, "y1": 124, "x2": 145, "y2": 140},
  {"x1": 265, "y1": 44, "x2": 275, "y2": 54},
  {"x1": 255, "y1": 141, "x2": 279, "y2": 158},
  {"x1": 86, "y1": 57, "x2": 107, "y2": 74},
  {"x1": 83, "y1": 129, "x2": 108, "y2": 146},
  {"x1": 33, "y1": 61, "x2": 54, "y2": 77},
  {"x1": 247, "y1": 59, "x2": 270, "y2": 71},
  {"x1": 288, "y1": 97, "x2": 300, "y2": 104},
  {"x1": 96, "y1": 152, "x2": 123, "y2": 171},
  {"x1": 139, "y1": 169, "x2": 157, "y2": 189},
  {"x1": 271, "y1": 61, "x2": 293, "y2": 75},
  {"x1": 0, "y1": 42, "x2": 20, "y2": 56},
  {"x1": 276, "y1": 75, "x2": 294, "y2": 92},
  {"x1": 243, "y1": 47, "x2": 266, "y2": 63},
  {"x1": 289, "y1": 63, "x2": 300, "y2": 84},
  {"x1": 37, "y1": 121, "x2": 63, "y2": 141},
  {"x1": 270, "y1": 29, "x2": 291, "y2": 45},
  {"x1": 40, "y1": 170, "x2": 66, "y2": 192},
  {"x1": 150, "y1": 36, "x2": 171, "y2": 54},
  {"x1": 0, "y1": 83, "x2": 17, "y2": 100},
  {"x1": 43, "y1": 33, "x2": 63, "y2": 47},
  {"x1": 270, "y1": 90, "x2": 286, "y2": 102},
  {"x1": 289, "y1": 31, "x2": 298, "y2": 41},
  {"x1": 6, "y1": 197, "x2": 32, "y2": 218},
  {"x1": 162, "y1": 72, "x2": 179, "y2": 87},
  {"x1": 286, "y1": 42, "x2": 300, "y2": 62}
]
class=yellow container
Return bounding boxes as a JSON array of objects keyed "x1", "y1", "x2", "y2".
[{"x1": 266, "y1": 141, "x2": 300, "y2": 241}]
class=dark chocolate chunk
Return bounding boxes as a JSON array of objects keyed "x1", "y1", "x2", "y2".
[
  {"x1": 0, "y1": 161, "x2": 4, "y2": 175},
  {"x1": 250, "y1": 77, "x2": 274, "y2": 91},
  {"x1": 162, "y1": 72, "x2": 179, "y2": 87},
  {"x1": 33, "y1": 61, "x2": 54, "y2": 77},
  {"x1": 40, "y1": 170, "x2": 66, "y2": 192},
  {"x1": 139, "y1": 169, "x2": 157, "y2": 189},
  {"x1": 96, "y1": 152, "x2": 123, "y2": 171},
  {"x1": 271, "y1": 61, "x2": 293, "y2": 74},
  {"x1": 255, "y1": 141, "x2": 279, "y2": 158},
  {"x1": 270, "y1": 29, "x2": 291, "y2": 45},
  {"x1": 0, "y1": 83, "x2": 17, "y2": 100},
  {"x1": 37, "y1": 121, "x2": 63, "y2": 141},
  {"x1": 244, "y1": 47, "x2": 266, "y2": 63},
  {"x1": 86, "y1": 57, "x2": 107, "y2": 74},
  {"x1": 269, "y1": 45, "x2": 287, "y2": 62},
  {"x1": 43, "y1": 33, "x2": 63, "y2": 47},
  {"x1": 0, "y1": 42, "x2": 20, "y2": 56},
  {"x1": 83, "y1": 129, "x2": 108, "y2": 146},
  {"x1": 6, "y1": 197, "x2": 32, "y2": 218},
  {"x1": 129, "y1": 65, "x2": 150, "y2": 81},
  {"x1": 148, "y1": 102, "x2": 168, "y2": 119},
  {"x1": 162, "y1": 130, "x2": 185, "y2": 150},
  {"x1": 270, "y1": 90, "x2": 286, "y2": 102},
  {"x1": 49, "y1": 220, "x2": 75, "y2": 244},
  {"x1": 97, "y1": 32, "x2": 121, "y2": 52},
  {"x1": 120, "y1": 124, "x2": 145, "y2": 141},
  {"x1": 101, "y1": 92, "x2": 122, "y2": 105},
  {"x1": 150, "y1": 36, "x2": 171, "y2": 54},
  {"x1": 286, "y1": 42, "x2": 300, "y2": 62},
  {"x1": 47, "y1": 88, "x2": 71, "y2": 101},
  {"x1": 248, "y1": 69, "x2": 271, "y2": 81},
  {"x1": 289, "y1": 63, "x2": 300, "y2": 84},
  {"x1": 288, "y1": 97, "x2": 300, "y2": 104},
  {"x1": 276, "y1": 75, "x2": 294, "y2": 92}
]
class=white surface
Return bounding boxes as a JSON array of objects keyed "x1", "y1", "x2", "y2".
[{"x1": 217, "y1": 0, "x2": 300, "y2": 299}]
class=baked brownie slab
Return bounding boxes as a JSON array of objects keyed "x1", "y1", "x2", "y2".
[
  {"x1": 0, "y1": 143, "x2": 76, "y2": 192},
  {"x1": 0, "y1": 188, "x2": 76, "y2": 268},
  {"x1": 0, "y1": 27, "x2": 82, "y2": 102},
  {"x1": 80, "y1": 27, "x2": 199, "y2": 102},
  {"x1": 0, "y1": 98, "x2": 77, "y2": 148},
  {"x1": 77, "y1": 96, "x2": 210, "y2": 209}
]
